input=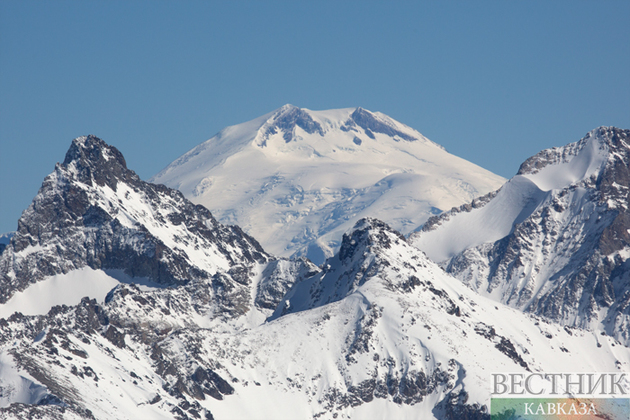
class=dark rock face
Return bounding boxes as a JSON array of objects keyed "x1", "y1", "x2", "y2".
[
  {"x1": 474, "y1": 322, "x2": 528, "y2": 369},
  {"x1": 62, "y1": 135, "x2": 132, "y2": 191},
  {"x1": 255, "y1": 257, "x2": 319, "y2": 310},
  {"x1": 0, "y1": 135, "x2": 269, "y2": 303},
  {"x1": 324, "y1": 366, "x2": 453, "y2": 409},
  {"x1": 349, "y1": 108, "x2": 417, "y2": 141},
  {"x1": 262, "y1": 105, "x2": 325, "y2": 142},
  {"x1": 0, "y1": 404, "x2": 95, "y2": 420},
  {"x1": 433, "y1": 391, "x2": 490, "y2": 420}
]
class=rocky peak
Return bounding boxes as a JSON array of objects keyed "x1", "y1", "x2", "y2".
[
  {"x1": 412, "y1": 127, "x2": 630, "y2": 343},
  {"x1": 516, "y1": 126, "x2": 629, "y2": 178},
  {"x1": 270, "y1": 218, "x2": 428, "y2": 320},
  {"x1": 260, "y1": 104, "x2": 324, "y2": 143},
  {"x1": 0, "y1": 135, "x2": 269, "y2": 304},
  {"x1": 516, "y1": 127, "x2": 630, "y2": 256},
  {"x1": 594, "y1": 127, "x2": 630, "y2": 195},
  {"x1": 345, "y1": 107, "x2": 418, "y2": 141},
  {"x1": 62, "y1": 134, "x2": 137, "y2": 192},
  {"x1": 587, "y1": 126, "x2": 630, "y2": 156},
  {"x1": 338, "y1": 217, "x2": 406, "y2": 263}
]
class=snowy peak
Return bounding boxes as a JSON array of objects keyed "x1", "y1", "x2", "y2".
[
  {"x1": 0, "y1": 135, "x2": 270, "y2": 304},
  {"x1": 270, "y1": 218, "x2": 437, "y2": 319},
  {"x1": 254, "y1": 104, "x2": 431, "y2": 148},
  {"x1": 152, "y1": 105, "x2": 505, "y2": 263},
  {"x1": 337, "y1": 217, "x2": 407, "y2": 264},
  {"x1": 517, "y1": 127, "x2": 629, "y2": 192},
  {"x1": 410, "y1": 127, "x2": 630, "y2": 343}
]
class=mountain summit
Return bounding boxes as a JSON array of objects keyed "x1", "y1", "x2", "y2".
[
  {"x1": 0, "y1": 135, "x2": 298, "y2": 320},
  {"x1": 410, "y1": 127, "x2": 630, "y2": 343},
  {"x1": 152, "y1": 105, "x2": 505, "y2": 263}
]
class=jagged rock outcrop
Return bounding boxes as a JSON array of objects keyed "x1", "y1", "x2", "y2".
[{"x1": 0, "y1": 135, "x2": 269, "y2": 304}]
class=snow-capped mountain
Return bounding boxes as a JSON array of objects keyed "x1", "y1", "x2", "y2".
[
  {"x1": 0, "y1": 135, "x2": 312, "y2": 327},
  {"x1": 2, "y1": 133, "x2": 628, "y2": 420},
  {"x1": 151, "y1": 105, "x2": 505, "y2": 264},
  {"x1": 410, "y1": 127, "x2": 630, "y2": 344},
  {"x1": 1, "y1": 216, "x2": 628, "y2": 420}
]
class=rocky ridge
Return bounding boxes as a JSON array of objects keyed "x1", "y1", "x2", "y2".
[
  {"x1": 1, "y1": 134, "x2": 628, "y2": 420},
  {"x1": 0, "y1": 135, "x2": 271, "y2": 304},
  {"x1": 2, "y1": 216, "x2": 628, "y2": 420},
  {"x1": 411, "y1": 127, "x2": 630, "y2": 344}
]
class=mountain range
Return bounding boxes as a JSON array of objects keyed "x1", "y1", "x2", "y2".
[{"x1": 0, "y1": 108, "x2": 628, "y2": 420}]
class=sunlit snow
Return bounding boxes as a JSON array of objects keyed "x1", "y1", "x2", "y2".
[{"x1": 151, "y1": 105, "x2": 505, "y2": 263}]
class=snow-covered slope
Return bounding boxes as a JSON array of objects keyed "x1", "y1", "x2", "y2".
[
  {"x1": 151, "y1": 105, "x2": 505, "y2": 264},
  {"x1": 410, "y1": 127, "x2": 630, "y2": 343},
  {"x1": 1, "y1": 218, "x2": 628, "y2": 420}
]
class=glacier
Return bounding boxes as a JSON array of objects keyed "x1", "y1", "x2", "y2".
[{"x1": 151, "y1": 105, "x2": 505, "y2": 264}]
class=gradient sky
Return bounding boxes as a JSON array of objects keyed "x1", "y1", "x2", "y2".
[{"x1": 1, "y1": 1, "x2": 629, "y2": 234}]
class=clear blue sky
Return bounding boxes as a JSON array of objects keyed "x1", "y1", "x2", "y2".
[{"x1": 1, "y1": 1, "x2": 629, "y2": 234}]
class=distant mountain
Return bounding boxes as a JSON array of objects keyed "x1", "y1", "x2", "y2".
[
  {"x1": 151, "y1": 105, "x2": 505, "y2": 264},
  {"x1": 410, "y1": 127, "x2": 630, "y2": 344}
]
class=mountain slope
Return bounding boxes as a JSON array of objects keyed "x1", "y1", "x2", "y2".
[
  {"x1": 151, "y1": 105, "x2": 505, "y2": 264},
  {"x1": 410, "y1": 127, "x2": 630, "y2": 344},
  {"x1": 1, "y1": 218, "x2": 628, "y2": 420},
  {"x1": 0, "y1": 135, "x2": 314, "y2": 329}
]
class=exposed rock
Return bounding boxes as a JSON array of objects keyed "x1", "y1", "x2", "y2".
[
  {"x1": 0, "y1": 135, "x2": 269, "y2": 304},
  {"x1": 260, "y1": 104, "x2": 325, "y2": 143},
  {"x1": 350, "y1": 108, "x2": 418, "y2": 141}
]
